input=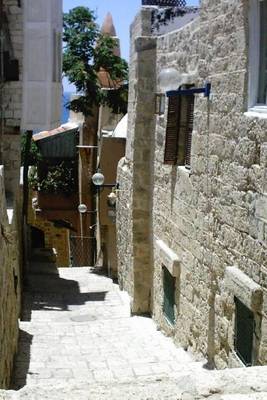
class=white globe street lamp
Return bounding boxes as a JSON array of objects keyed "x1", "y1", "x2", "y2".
[
  {"x1": 92, "y1": 172, "x2": 105, "y2": 187},
  {"x1": 78, "y1": 204, "x2": 88, "y2": 214},
  {"x1": 158, "y1": 67, "x2": 180, "y2": 92}
]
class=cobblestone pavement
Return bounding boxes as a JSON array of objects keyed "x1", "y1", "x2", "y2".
[
  {"x1": 12, "y1": 266, "x2": 202, "y2": 389},
  {"x1": 2, "y1": 265, "x2": 267, "y2": 399}
]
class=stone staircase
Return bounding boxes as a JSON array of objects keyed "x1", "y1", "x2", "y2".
[{"x1": 0, "y1": 250, "x2": 267, "y2": 399}]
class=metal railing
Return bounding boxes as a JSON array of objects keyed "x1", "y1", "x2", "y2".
[
  {"x1": 70, "y1": 236, "x2": 96, "y2": 268},
  {"x1": 142, "y1": 0, "x2": 186, "y2": 6}
]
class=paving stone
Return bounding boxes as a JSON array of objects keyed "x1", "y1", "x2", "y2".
[
  {"x1": 0, "y1": 266, "x2": 264, "y2": 398},
  {"x1": 10, "y1": 266, "x2": 202, "y2": 391}
]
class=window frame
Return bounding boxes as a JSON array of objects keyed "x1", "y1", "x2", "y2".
[
  {"x1": 155, "y1": 93, "x2": 166, "y2": 115},
  {"x1": 234, "y1": 297, "x2": 255, "y2": 367},
  {"x1": 162, "y1": 265, "x2": 176, "y2": 325},
  {"x1": 248, "y1": 0, "x2": 267, "y2": 113}
]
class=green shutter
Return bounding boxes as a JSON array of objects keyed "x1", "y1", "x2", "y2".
[
  {"x1": 234, "y1": 297, "x2": 254, "y2": 366},
  {"x1": 163, "y1": 266, "x2": 175, "y2": 325},
  {"x1": 258, "y1": 0, "x2": 267, "y2": 104}
]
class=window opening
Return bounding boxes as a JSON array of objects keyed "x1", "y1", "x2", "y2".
[
  {"x1": 155, "y1": 94, "x2": 165, "y2": 115},
  {"x1": 234, "y1": 297, "x2": 255, "y2": 366},
  {"x1": 258, "y1": 0, "x2": 267, "y2": 104},
  {"x1": 163, "y1": 266, "x2": 176, "y2": 325}
]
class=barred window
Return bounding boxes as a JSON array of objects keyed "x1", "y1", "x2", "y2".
[{"x1": 164, "y1": 89, "x2": 194, "y2": 168}]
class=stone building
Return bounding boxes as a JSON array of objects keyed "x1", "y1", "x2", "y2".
[
  {"x1": 117, "y1": 0, "x2": 267, "y2": 369},
  {"x1": 0, "y1": 0, "x2": 24, "y2": 388},
  {"x1": 76, "y1": 13, "x2": 127, "y2": 271},
  {"x1": 0, "y1": 0, "x2": 62, "y2": 388},
  {"x1": 96, "y1": 13, "x2": 127, "y2": 278}
]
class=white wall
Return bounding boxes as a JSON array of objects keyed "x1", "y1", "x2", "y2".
[{"x1": 22, "y1": 0, "x2": 63, "y2": 131}]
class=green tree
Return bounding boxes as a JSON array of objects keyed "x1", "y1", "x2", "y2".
[
  {"x1": 21, "y1": 132, "x2": 42, "y2": 166},
  {"x1": 63, "y1": 6, "x2": 128, "y2": 116}
]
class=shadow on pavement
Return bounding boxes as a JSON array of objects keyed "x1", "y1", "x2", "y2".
[
  {"x1": 22, "y1": 270, "x2": 108, "y2": 321},
  {"x1": 11, "y1": 330, "x2": 33, "y2": 390}
]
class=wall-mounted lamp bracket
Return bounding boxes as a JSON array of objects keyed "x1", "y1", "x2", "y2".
[
  {"x1": 101, "y1": 183, "x2": 120, "y2": 189},
  {"x1": 166, "y1": 82, "x2": 211, "y2": 98}
]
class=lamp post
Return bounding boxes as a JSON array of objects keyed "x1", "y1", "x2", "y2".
[
  {"x1": 92, "y1": 172, "x2": 119, "y2": 190},
  {"x1": 78, "y1": 204, "x2": 97, "y2": 214},
  {"x1": 158, "y1": 67, "x2": 181, "y2": 92},
  {"x1": 158, "y1": 67, "x2": 211, "y2": 98}
]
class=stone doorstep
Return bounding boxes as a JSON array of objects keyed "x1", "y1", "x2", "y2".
[
  {"x1": 221, "y1": 395, "x2": 267, "y2": 400},
  {"x1": 1, "y1": 377, "x2": 267, "y2": 400}
]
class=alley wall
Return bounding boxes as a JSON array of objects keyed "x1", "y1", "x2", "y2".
[
  {"x1": 117, "y1": 0, "x2": 267, "y2": 368},
  {"x1": 1, "y1": 0, "x2": 23, "y2": 195},
  {"x1": 117, "y1": 9, "x2": 156, "y2": 314},
  {"x1": 0, "y1": 0, "x2": 23, "y2": 388},
  {"x1": 0, "y1": 167, "x2": 22, "y2": 388}
]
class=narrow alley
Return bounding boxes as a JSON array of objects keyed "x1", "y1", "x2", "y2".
[
  {"x1": 12, "y1": 257, "x2": 200, "y2": 389},
  {"x1": 1, "y1": 254, "x2": 266, "y2": 399},
  {"x1": 11, "y1": 253, "x2": 204, "y2": 395}
]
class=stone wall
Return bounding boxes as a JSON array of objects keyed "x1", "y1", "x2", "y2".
[
  {"x1": 117, "y1": 158, "x2": 134, "y2": 298},
  {"x1": 0, "y1": 167, "x2": 22, "y2": 389},
  {"x1": 117, "y1": 9, "x2": 156, "y2": 314},
  {"x1": 1, "y1": 0, "x2": 23, "y2": 194},
  {"x1": 27, "y1": 195, "x2": 70, "y2": 267},
  {"x1": 0, "y1": 0, "x2": 23, "y2": 388},
  {"x1": 117, "y1": 0, "x2": 267, "y2": 368}
]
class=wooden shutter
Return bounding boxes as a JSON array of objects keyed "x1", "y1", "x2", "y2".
[
  {"x1": 184, "y1": 95, "x2": 195, "y2": 167},
  {"x1": 163, "y1": 95, "x2": 180, "y2": 165},
  {"x1": 164, "y1": 93, "x2": 195, "y2": 167}
]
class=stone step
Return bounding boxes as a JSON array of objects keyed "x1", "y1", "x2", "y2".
[
  {"x1": 31, "y1": 248, "x2": 57, "y2": 263},
  {"x1": 28, "y1": 262, "x2": 58, "y2": 276},
  {"x1": 1, "y1": 377, "x2": 267, "y2": 400},
  {"x1": 221, "y1": 395, "x2": 267, "y2": 400}
]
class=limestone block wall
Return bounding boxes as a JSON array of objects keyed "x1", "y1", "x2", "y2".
[
  {"x1": 117, "y1": 158, "x2": 134, "y2": 298},
  {"x1": 117, "y1": 0, "x2": 267, "y2": 369},
  {"x1": 0, "y1": 1, "x2": 23, "y2": 388},
  {"x1": 1, "y1": 0, "x2": 23, "y2": 194},
  {"x1": 117, "y1": 8, "x2": 156, "y2": 314},
  {"x1": 27, "y1": 194, "x2": 70, "y2": 267},
  {"x1": 2, "y1": 135, "x2": 21, "y2": 196},
  {"x1": 0, "y1": 167, "x2": 22, "y2": 389},
  {"x1": 152, "y1": 0, "x2": 267, "y2": 368},
  {"x1": 1, "y1": 0, "x2": 23, "y2": 127}
]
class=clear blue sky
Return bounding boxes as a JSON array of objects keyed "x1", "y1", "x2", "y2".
[{"x1": 63, "y1": 0, "x2": 199, "y2": 91}]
